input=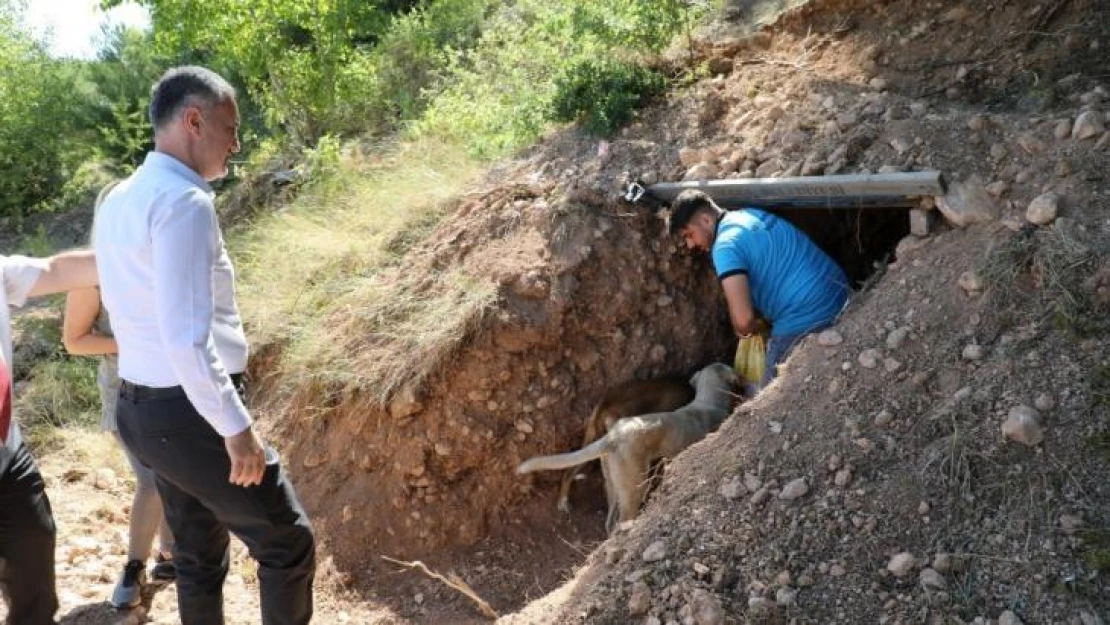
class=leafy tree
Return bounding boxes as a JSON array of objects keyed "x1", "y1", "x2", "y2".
[
  {"x1": 0, "y1": 3, "x2": 95, "y2": 222},
  {"x1": 103, "y1": 0, "x2": 423, "y2": 143},
  {"x1": 420, "y1": 0, "x2": 705, "y2": 156}
]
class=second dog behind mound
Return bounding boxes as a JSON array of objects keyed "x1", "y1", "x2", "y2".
[{"x1": 555, "y1": 374, "x2": 694, "y2": 513}]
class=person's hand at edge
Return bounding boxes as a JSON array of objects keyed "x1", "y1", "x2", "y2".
[{"x1": 224, "y1": 426, "x2": 265, "y2": 487}]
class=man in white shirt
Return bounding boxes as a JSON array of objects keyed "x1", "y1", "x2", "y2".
[
  {"x1": 94, "y1": 66, "x2": 314, "y2": 625},
  {"x1": 0, "y1": 250, "x2": 99, "y2": 625}
]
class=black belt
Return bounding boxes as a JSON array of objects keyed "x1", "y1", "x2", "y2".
[{"x1": 120, "y1": 373, "x2": 245, "y2": 402}]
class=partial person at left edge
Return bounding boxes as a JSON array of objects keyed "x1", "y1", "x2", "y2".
[{"x1": 0, "y1": 249, "x2": 99, "y2": 625}]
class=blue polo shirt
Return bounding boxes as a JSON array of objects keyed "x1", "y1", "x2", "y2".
[{"x1": 711, "y1": 209, "x2": 848, "y2": 337}]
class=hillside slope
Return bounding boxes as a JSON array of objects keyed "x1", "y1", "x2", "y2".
[
  {"x1": 6, "y1": 0, "x2": 1107, "y2": 623},
  {"x1": 243, "y1": 0, "x2": 1109, "y2": 620}
]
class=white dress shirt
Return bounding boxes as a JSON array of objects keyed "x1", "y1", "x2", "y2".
[{"x1": 94, "y1": 151, "x2": 251, "y2": 437}]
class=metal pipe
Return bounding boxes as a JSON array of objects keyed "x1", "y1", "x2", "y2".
[{"x1": 644, "y1": 171, "x2": 946, "y2": 210}]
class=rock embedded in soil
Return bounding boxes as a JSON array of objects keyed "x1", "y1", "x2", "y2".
[
  {"x1": 1072, "y1": 110, "x2": 1106, "y2": 140},
  {"x1": 1016, "y1": 133, "x2": 1046, "y2": 154},
  {"x1": 779, "y1": 478, "x2": 809, "y2": 501},
  {"x1": 93, "y1": 468, "x2": 116, "y2": 491},
  {"x1": 718, "y1": 476, "x2": 743, "y2": 500},
  {"x1": 874, "y1": 410, "x2": 894, "y2": 427},
  {"x1": 885, "y1": 327, "x2": 909, "y2": 349},
  {"x1": 1002, "y1": 405, "x2": 1044, "y2": 446},
  {"x1": 999, "y1": 610, "x2": 1024, "y2": 625},
  {"x1": 887, "y1": 552, "x2": 915, "y2": 577},
  {"x1": 858, "y1": 349, "x2": 881, "y2": 369},
  {"x1": 684, "y1": 162, "x2": 719, "y2": 181},
  {"x1": 1034, "y1": 392, "x2": 1055, "y2": 411},
  {"x1": 958, "y1": 270, "x2": 984, "y2": 294},
  {"x1": 834, "y1": 468, "x2": 852, "y2": 487},
  {"x1": 750, "y1": 486, "x2": 772, "y2": 507},
  {"x1": 687, "y1": 590, "x2": 725, "y2": 625},
  {"x1": 1026, "y1": 192, "x2": 1061, "y2": 225},
  {"x1": 961, "y1": 343, "x2": 984, "y2": 361},
  {"x1": 747, "y1": 597, "x2": 776, "y2": 618},
  {"x1": 932, "y1": 552, "x2": 953, "y2": 573},
  {"x1": 744, "y1": 472, "x2": 762, "y2": 492},
  {"x1": 642, "y1": 540, "x2": 667, "y2": 563},
  {"x1": 628, "y1": 581, "x2": 652, "y2": 616},
  {"x1": 817, "y1": 329, "x2": 843, "y2": 346},
  {"x1": 775, "y1": 587, "x2": 797, "y2": 606},
  {"x1": 936, "y1": 180, "x2": 997, "y2": 228},
  {"x1": 919, "y1": 568, "x2": 947, "y2": 590},
  {"x1": 890, "y1": 136, "x2": 913, "y2": 154}
]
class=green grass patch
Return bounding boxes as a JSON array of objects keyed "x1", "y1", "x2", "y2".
[
  {"x1": 17, "y1": 358, "x2": 102, "y2": 451},
  {"x1": 234, "y1": 137, "x2": 491, "y2": 405}
]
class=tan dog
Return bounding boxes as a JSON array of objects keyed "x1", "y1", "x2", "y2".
[
  {"x1": 555, "y1": 375, "x2": 694, "y2": 513},
  {"x1": 518, "y1": 363, "x2": 738, "y2": 533}
]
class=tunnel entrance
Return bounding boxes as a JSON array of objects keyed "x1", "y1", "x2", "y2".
[
  {"x1": 637, "y1": 172, "x2": 941, "y2": 288},
  {"x1": 773, "y1": 206, "x2": 912, "y2": 287}
]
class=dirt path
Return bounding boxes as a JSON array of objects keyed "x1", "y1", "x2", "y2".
[{"x1": 6, "y1": 432, "x2": 394, "y2": 625}]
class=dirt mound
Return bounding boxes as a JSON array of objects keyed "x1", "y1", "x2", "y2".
[
  {"x1": 516, "y1": 0, "x2": 1109, "y2": 622},
  {"x1": 237, "y1": 0, "x2": 1110, "y2": 620},
  {"x1": 249, "y1": 171, "x2": 734, "y2": 614},
  {"x1": 537, "y1": 223, "x2": 1108, "y2": 624}
]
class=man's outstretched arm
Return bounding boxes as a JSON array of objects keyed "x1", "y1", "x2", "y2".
[
  {"x1": 720, "y1": 273, "x2": 758, "y2": 337},
  {"x1": 26, "y1": 250, "x2": 98, "y2": 298}
]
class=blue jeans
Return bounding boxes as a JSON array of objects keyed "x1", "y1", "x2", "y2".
[{"x1": 760, "y1": 325, "x2": 830, "y2": 388}]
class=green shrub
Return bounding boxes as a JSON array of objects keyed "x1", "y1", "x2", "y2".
[
  {"x1": 550, "y1": 58, "x2": 665, "y2": 136},
  {"x1": 418, "y1": 0, "x2": 707, "y2": 156}
]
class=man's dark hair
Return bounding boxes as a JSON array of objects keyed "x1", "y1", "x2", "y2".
[
  {"x1": 149, "y1": 66, "x2": 236, "y2": 130},
  {"x1": 667, "y1": 189, "x2": 720, "y2": 235}
]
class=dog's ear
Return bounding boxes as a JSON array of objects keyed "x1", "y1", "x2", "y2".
[{"x1": 689, "y1": 370, "x2": 702, "y2": 386}]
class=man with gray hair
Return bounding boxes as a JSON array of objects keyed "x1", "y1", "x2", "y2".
[{"x1": 94, "y1": 66, "x2": 314, "y2": 624}]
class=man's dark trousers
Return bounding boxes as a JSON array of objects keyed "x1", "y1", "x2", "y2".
[
  {"x1": 115, "y1": 382, "x2": 315, "y2": 625},
  {"x1": 0, "y1": 444, "x2": 58, "y2": 625}
]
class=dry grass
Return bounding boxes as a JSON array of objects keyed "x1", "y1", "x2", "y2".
[
  {"x1": 39, "y1": 429, "x2": 130, "y2": 477},
  {"x1": 233, "y1": 136, "x2": 492, "y2": 407},
  {"x1": 978, "y1": 223, "x2": 1105, "y2": 336}
]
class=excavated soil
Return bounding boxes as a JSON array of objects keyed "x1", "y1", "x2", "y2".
[
  {"x1": 12, "y1": 0, "x2": 1107, "y2": 623},
  {"x1": 243, "y1": 0, "x2": 1110, "y2": 621}
]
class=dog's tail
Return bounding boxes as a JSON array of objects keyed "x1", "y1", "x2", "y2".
[{"x1": 517, "y1": 435, "x2": 613, "y2": 474}]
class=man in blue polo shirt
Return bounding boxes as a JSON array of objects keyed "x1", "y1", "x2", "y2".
[{"x1": 668, "y1": 190, "x2": 849, "y2": 388}]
